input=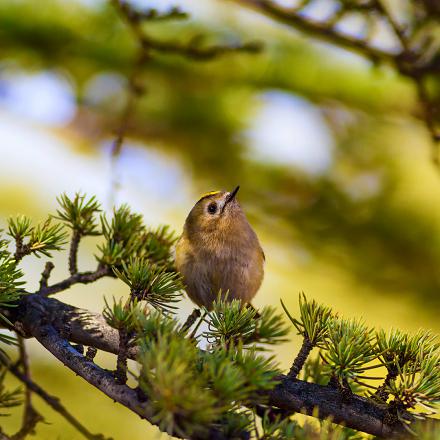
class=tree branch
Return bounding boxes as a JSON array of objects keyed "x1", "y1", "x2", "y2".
[
  {"x1": 14, "y1": 296, "x2": 243, "y2": 440},
  {"x1": 288, "y1": 336, "x2": 313, "y2": 379},
  {"x1": 4, "y1": 355, "x2": 107, "y2": 440},
  {"x1": 39, "y1": 262, "x2": 55, "y2": 290},
  {"x1": 68, "y1": 230, "x2": 81, "y2": 276},
  {"x1": 7, "y1": 294, "x2": 412, "y2": 439},
  {"x1": 231, "y1": 0, "x2": 396, "y2": 64},
  {"x1": 267, "y1": 377, "x2": 406, "y2": 438},
  {"x1": 231, "y1": 0, "x2": 440, "y2": 153},
  {"x1": 37, "y1": 266, "x2": 112, "y2": 296},
  {"x1": 11, "y1": 337, "x2": 43, "y2": 440}
]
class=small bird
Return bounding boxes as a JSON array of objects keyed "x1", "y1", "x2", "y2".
[{"x1": 175, "y1": 186, "x2": 264, "y2": 310}]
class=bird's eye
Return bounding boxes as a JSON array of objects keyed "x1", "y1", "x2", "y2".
[{"x1": 207, "y1": 202, "x2": 217, "y2": 214}]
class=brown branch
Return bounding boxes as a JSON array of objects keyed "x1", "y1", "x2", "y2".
[
  {"x1": 231, "y1": 0, "x2": 396, "y2": 64},
  {"x1": 39, "y1": 262, "x2": 54, "y2": 290},
  {"x1": 8, "y1": 294, "x2": 411, "y2": 438},
  {"x1": 181, "y1": 308, "x2": 201, "y2": 333},
  {"x1": 288, "y1": 336, "x2": 313, "y2": 379},
  {"x1": 37, "y1": 265, "x2": 111, "y2": 296},
  {"x1": 115, "y1": 328, "x2": 129, "y2": 384},
  {"x1": 139, "y1": 35, "x2": 262, "y2": 60},
  {"x1": 17, "y1": 299, "x2": 238, "y2": 440},
  {"x1": 113, "y1": 0, "x2": 261, "y2": 61},
  {"x1": 11, "y1": 337, "x2": 43, "y2": 440},
  {"x1": 267, "y1": 376, "x2": 406, "y2": 438},
  {"x1": 68, "y1": 230, "x2": 81, "y2": 276},
  {"x1": 232, "y1": 0, "x2": 440, "y2": 160},
  {"x1": 374, "y1": 365, "x2": 398, "y2": 402},
  {"x1": 3, "y1": 354, "x2": 108, "y2": 440}
]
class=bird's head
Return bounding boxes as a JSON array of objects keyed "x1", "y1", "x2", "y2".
[{"x1": 184, "y1": 186, "x2": 245, "y2": 240}]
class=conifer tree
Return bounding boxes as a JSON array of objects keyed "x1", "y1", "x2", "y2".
[{"x1": 0, "y1": 193, "x2": 438, "y2": 440}]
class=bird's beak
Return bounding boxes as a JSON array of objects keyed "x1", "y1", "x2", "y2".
[{"x1": 223, "y1": 186, "x2": 240, "y2": 210}]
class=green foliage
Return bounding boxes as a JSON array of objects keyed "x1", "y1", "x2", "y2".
[
  {"x1": 27, "y1": 219, "x2": 67, "y2": 258},
  {"x1": 301, "y1": 352, "x2": 331, "y2": 386},
  {"x1": 113, "y1": 257, "x2": 183, "y2": 313},
  {"x1": 204, "y1": 297, "x2": 258, "y2": 347},
  {"x1": 322, "y1": 318, "x2": 377, "y2": 384},
  {"x1": 135, "y1": 302, "x2": 282, "y2": 438},
  {"x1": 199, "y1": 346, "x2": 279, "y2": 408},
  {"x1": 200, "y1": 348, "x2": 250, "y2": 406},
  {"x1": 135, "y1": 308, "x2": 183, "y2": 341},
  {"x1": 54, "y1": 193, "x2": 101, "y2": 235},
  {"x1": 387, "y1": 348, "x2": 440, "y2": 415},
  {"x1": 7, "y1": 215, "x2": 32, "y2": 239},
  {"x1": 260, "y1": 415, "x2": 368, "y2": 440},
  {"x1": 7, "y1": 216, "x2": 67, "y2": 259},
  {"x1": 254, "y1": 306, "x2": 290, "y2": 346},
  {"x1": 260, "y1": 411, "x2": 299, "y2": 439},
  {"x1": 0, "y1": 368, "x2": 22, "y2": 415},
  {"x1": 281, "y1": 293, "x2": 333, "y2": 346},
  {"x1": 98, "y1": 205, "x2": 145, "y2": 266},
  {"x1": 98, "y1": 206, "x2": 176, "y2": 271},
  {"x1": 138, "y1": 225, "x2": 178, "y2": 267},
  {"x1": 317, "y1": 419, "x2": 369, "y2": 440},
  {"x1": 103, "y1": 296, "x2": 148, "y2": 332},
  {"x1": 0, "y1": 238, "x2": 24, "y2": 332},
  {"x1": 204, "y1": 297, "x2": 289, "y2": 348},
  {"x1": 138, "y1": 331, "x2": 221, "y2": 438},
  {"x1": 376, "y1": 328, "x2": 439, "y2": 368},
  {"x1": 214, "y1": 410, "x2": 253, "y2": 440},
  {"x1": 233, "y1": 348, "x2": 280, "y2": 401}
]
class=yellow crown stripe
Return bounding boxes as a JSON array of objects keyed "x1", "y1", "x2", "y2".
[{"x1": 197, "y1": 191, "x2": 221, "y2": 202}]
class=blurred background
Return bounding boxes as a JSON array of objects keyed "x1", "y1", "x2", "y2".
[{"x1": 1, "y1": 0, "x2": 439, "y2": 438}]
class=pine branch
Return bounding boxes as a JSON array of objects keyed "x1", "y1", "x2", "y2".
[
  {"x1": 374, "y1": 365, "x2": 398, "y2": 402},
  {"x1": 17, "y1": 302, "x2": 243, "y2": 440},
  {"x1": 1, "y1": 352, "x2": 109, "y2": 440},
  {"x1": 68, "y1": 230, "x2": 81, "y2": 276},
  {"x1": 5, "y1": 293, "x2": 417, "y2": 439},
  {"x1": 113, "y1": 0, "x2": 262, "y2": 62},
  {"x1": 232, "y1": 0, "x2": 440, "y2": 156},
  {"x1": 267, "y1": 376, "x2": 406, "y2": 438},
  {"x1": 11, "y1": 337, "x2": 43, "y2": 440},
  {"x1": 288, "y1": 336, "x2": 313, "y2": 380},
  {"x1": 115, "y1": 327, "x2": 129, "y2": 385},
  {"x1": 232, "y1": 0, "x2": 395, "y2": 63},
  {"x1": 37, "y1": 265, "x2": 111, "y2": 296},
  {"x1": 38, "y1": 262, "x2": 54, "y2": 290}
]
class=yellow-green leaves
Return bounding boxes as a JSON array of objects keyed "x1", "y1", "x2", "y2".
[
  {"x1": 55, "y1": 193, "x2": 101, "y2": 236},
  {"x1": 281, "y1": 293, "x2": 333, "y2": 347},
  {"x1": 8, "y1": 216, "x2": 67, "y2": 260},
  {"x1": 204, "y1": 296, "x2": 289, "y2": 348},
  {"x1": 113, "y1": 257, "x2": 183, "y2": 313}
]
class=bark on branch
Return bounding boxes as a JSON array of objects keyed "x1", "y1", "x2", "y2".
[{"x1": 5, "y1": 294, "x2": 411, "y2": 439}]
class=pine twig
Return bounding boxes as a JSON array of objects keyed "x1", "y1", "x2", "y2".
[
  {"x1": 115, "y1": 328, "x2": 129, "y2": 385},
  {"x1": 37, "y1": 265, "x2": 111, "y2": 296},
  {"x1": 181, "y1": 308, "x2": 201, "y2": 333},
  {"x1": 39, "y1": 262, "x2": 55, "y2": 290},
  {"x1": 4, "y1": 355, "x2": 108, "y2": 440},
  {"x1": 288, "y1": 336, "x2": 313, "y2": 379},
  {"x1": 69, "y1": 230, "x2": 81, "y2": 276},
  {"x1": 11, "y1": 337, "x2": 43, "y2": 440},
  {"x1": 85, "y1": 347, "x2": 98, "y2": 362},
  {"x1": 5, "y1": 293, "x2": 414, "y2": 439},
  {"x1": 374, "y1": 365, "x2": 398, "y2": 402}
]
